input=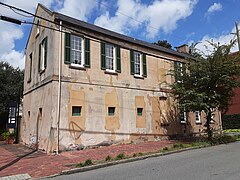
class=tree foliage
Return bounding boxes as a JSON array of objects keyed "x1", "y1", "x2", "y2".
[
  {"x1": 171, "y1": 41, "x2": 240, "y2": 139},
  {"x1": 0, "y1": 61, "x2": 24, "y2": 115},
  {"x1": 154, "y1": 40, "x2": 172, "y2": 49}
]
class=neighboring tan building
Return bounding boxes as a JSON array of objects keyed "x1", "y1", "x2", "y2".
[{"x1": 20, "y1": 4, "x2": 221, "y2": 152}]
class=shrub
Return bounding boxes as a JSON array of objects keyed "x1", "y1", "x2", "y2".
[
  {"x1": 84, "y1": 159, "x2": 93, "y2": 166},
  {"x1": 76, "y1": 159, "x2": 93, "y2": 168},
  {"x1": 1, "y1": 131, "x2": 14, "y2": 140},
  {"x1": 105, "y1": 155, "x2": 112, "y2": 161},
  {"x1": 115, "y1": 153, "x2": 125, "y2": 160},
  {"x1": 163, "y1": 147, "x2": 168, "y2": 151},
  {"x1": 222, "y1": 114, "x2": 240, "y2": 129},
  {"x1": 210, "y1": 135, "x2": 237, "y2": 145},
  {"x1": 173, "y1": 143, "x2": 184, "y2": 149}
]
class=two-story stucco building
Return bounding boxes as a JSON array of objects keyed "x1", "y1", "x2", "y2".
[{"x1": 20, "y1": 4, "x2": 222, "y2": 153}]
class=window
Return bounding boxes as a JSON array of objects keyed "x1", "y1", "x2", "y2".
[
  {"x1": 108, "y1": 107, "x2": 115, "y2": 116},
  {"x1": 101, "y1": 42, "x2": 121, "y2": 73},
  {"x1": 195, "y1": 111, "x2": 201, "y2": 123},
  {"x1": 72, "y1": 106, "x2": 82, "y2": 116},
  {"x1": 174, "y1": 61, "x2": 185, "y2": 82},
  {"x1": 64, "y1": 33, "x2": 90, "y2": 68},
  {"x1": 105, "y1": 44, "x2": 115, "y2": 70},
  {"x1": 134, "y1": 52, "x2": 141, "y2": 75},
  {"x1": 130, "y1": 50, "x2": 147, "y2": 77},
  {"x1": 38, "y1": 37, "x2": 48, "y2": 72},
  {"x1": 137, "y1": 108, "x2": 143, "y2": 116},
  {"x1": 71, "y1": 35, "x2": 84, "y2": 66},
  {"x1": 28, "y1": 53, "x2": 32, "y2": 83},
  {"x1": 180, "y1": 110, "x2": 186, "y2": 123},
  {"x1": 36, "y1": 20, "x2": 40, "y2": 37}
]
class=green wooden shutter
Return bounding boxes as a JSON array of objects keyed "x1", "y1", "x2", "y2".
[
  {"x1": 64, "y1": 32, "x2": 71, "y2": 64},
  {"x1": 38, "y1": 43, "x2": 41, "y2": 71},
  {"x1": 84, "y1": 38, "x2": 90, "y2": 68},
  {"x1": 130, "y1": 50, "x2": 134, "y2": 75},
  {"x1": 142, "y1": 53, "x2": 147, "y2": 77},
  {"x1": 44, "y1": 37, "x2": 48, "y2": 68},
  {"x1": 101, "y1": 42, "x2": 106, "y2": 70},
  {"x1": 116, "y1": 46, "x2": 121, "y2": 73}
]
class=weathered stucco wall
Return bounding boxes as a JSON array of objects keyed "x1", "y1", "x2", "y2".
[{"x1": 21, "y1": 5, "x2": 222, "y2": 153}]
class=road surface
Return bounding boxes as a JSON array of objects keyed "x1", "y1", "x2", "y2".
[{"x1": 47, "y1": 142, "x2": 240, "y2": 180}]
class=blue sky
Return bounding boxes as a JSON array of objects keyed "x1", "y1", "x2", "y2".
[{"x1": 0, "y1": 0, "x2": 240, "y2": 69}]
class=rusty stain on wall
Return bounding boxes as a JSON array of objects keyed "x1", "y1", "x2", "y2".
[
  {"x1": 105, "y1": 89, "x2": 120, "y2": 133},
  {"x1": 135, "y1": 96, "x2": 146, "y2": 128},
  {"x1": 68, "y1": 85, "x2": 86, "y2": 144}
]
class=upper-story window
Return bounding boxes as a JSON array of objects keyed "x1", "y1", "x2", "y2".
[
  {"x1": 101, "y1": 42, "x2": 121, "y2": 73},
  {"x1": 71, "y1": 35, "x2": 84, "y2": 66},
  {"x1": 64, "y1": 33, "x2": 90, "y2": 68},
  {"x1": 38, "y1": 37, "x2": 48, "y2": 72},
  {"x1": 27, "y1": 53, "x2": 32, "y2": 83},
  {"x1": 130, "y1": 50, "x2": 147, "y2": 78},
  {"x1": 174, "y1": 61, "x2": 185, "y2": 82}
]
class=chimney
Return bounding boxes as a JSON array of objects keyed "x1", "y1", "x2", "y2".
[{"x1": 175, "y1": 44, "x2": 189, "y2": 54}]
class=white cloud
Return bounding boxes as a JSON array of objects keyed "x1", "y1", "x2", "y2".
[
  {"x1": 205, "y1": 2, "x2": 222, "y2": 18},
  {"x1": 1, "y1": 50, "x2": 25, "y2": 69},
  {"x1": 0, "y1": 0, "x2": 54, "y2": 69},
  {"x1": 57, "y1": 0, "x2": 98, "y2": 21},
  {"x1": 94, "y1": 0, "x2": 198, "y2": 38},
  {"x1": 194, "y1": 28, "x2": 238, "y2": 55}
]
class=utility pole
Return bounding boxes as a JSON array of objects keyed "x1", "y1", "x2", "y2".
[{"x1": 235, "y1": 21, "x2": 240, "y2": 51}]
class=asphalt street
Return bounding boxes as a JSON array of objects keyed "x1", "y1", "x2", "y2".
[{"x1": 47, "y1": 142, "x2": 240, "y2": 180}]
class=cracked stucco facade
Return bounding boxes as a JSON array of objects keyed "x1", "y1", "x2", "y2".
[{"x1": 20, "y1": 5, "x2": 222, "y2": 153}]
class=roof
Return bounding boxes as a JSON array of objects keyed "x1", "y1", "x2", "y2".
[{"x1": 53, "y1": 12, "x2": 191, "y2": 59}]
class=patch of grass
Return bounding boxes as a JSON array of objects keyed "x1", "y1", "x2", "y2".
[
  {"x1": 115, "y1": 153, "x2": 125, "y2": 160},
  {"x1": 76, "y1": 159, "x2": 93, "y2": 168},
  {"x1": 105, "y1": 155, "x2": 112, "y2": 161},
  {"x1": 224, "y1": 129, "x2": 240, "y2": 133}
]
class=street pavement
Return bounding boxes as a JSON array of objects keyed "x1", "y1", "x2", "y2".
[
  {"x1": 47, "y1": 142, "x2": 240, "y2": 180},
  {"x1": 0, "y1": 140, "x2": 173, "y2": 178}
]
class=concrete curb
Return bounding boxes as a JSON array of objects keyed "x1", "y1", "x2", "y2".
[{"x1": 58, "y1": 145, "x2": 210, "y2": 176}]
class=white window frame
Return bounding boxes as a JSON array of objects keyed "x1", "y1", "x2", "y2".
[
  {"x1": 134, "y1": 51, "x2": 143, "y2": 77},
  {"x1": 39, "y1": 38, "x2": 47, "y2": 71},
  {"x1": 195, "y1": 111, "x2": 201, "y2": 123},
  {"x1": 70, "y1": 35, "x2": 85, "y2": 68},
  {"x1": 180, "y1": 110, "x2": 187, "y2": 124},
  {"x1": 105, "y1": 43, "x2": 116, "y2": 73}
]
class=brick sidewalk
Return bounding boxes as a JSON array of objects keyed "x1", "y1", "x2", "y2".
[{"x1": 0, "y1": 140, "x2": 174, "y2": 178}]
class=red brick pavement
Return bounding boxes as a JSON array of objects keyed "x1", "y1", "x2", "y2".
[{"x1": 0, "y1": 140, "x2": 175, "y2": 178}]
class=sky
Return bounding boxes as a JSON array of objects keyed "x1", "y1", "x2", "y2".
[{"x1": 0, "y1": 0, "x2": 240, "y2": 69}]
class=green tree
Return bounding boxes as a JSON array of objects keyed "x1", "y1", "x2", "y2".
[
  {"x1": 0, "y1": 62, "x2": 24, "y2": 119},
  {"x1": 171, "y1": 41, "x2": 240, "y2": 139},
  {"x1": 154, "y1": 40, "x2": 172, "y2": 49}
]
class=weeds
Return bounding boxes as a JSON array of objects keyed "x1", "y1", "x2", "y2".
[{"x1": 105, "y1": 155, "x2": 112, "y2": 161}]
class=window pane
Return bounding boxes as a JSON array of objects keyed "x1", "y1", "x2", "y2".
[
  {"x1": 134, "y1": 52, "x2": 141, "y2": 75},
  {"x1": 71, "y1": 35, "x2": 82, "y2": 65},
  {"x1": 72, "y1": 106, "x2": 81, "y2": 116},
  {"x1": 108, "y1": 107, "x2": 115, "y2": 116},
  {"x1": 137, "y1": 108, "x2": 143, "y2": 116},
  {"x1": 105, "y1": 44, "x2": 114, "y2": 70}
]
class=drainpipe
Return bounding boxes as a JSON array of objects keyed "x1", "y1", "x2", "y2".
[{"x1": 56, "y1": 20, "x2": 62, "y2": 154}]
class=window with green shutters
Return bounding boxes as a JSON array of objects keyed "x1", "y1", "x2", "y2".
[
  {"x1": 174, "y1": 61, "x2": 185, "y2": 82},
  {"x1": 101, "y1": 42, "x2": 121, "y2": 73},
  {"x1": 38, "y1": 36, "x2": 48, "y2": 72},
  {"x1": 64, "y1": 32, "x2": 90, "y2": 68},
  {"x1": 130, "y1": 50, "x2": 147, "y2": 77}
]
